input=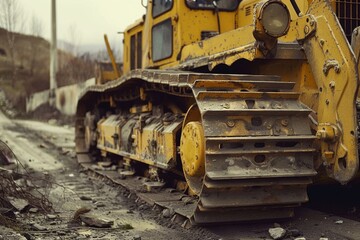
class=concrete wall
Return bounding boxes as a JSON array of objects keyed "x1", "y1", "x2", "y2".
[{"x1": 26, "y1": 78, "x2": 95, "y2": 115}]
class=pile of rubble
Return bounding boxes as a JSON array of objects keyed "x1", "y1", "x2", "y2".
[{"x1": 0, "y1": 140, "x2": 53, "y2": 229}]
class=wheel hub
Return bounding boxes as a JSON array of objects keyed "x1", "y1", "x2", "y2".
[{"x1": 180, "y1": 121, "x2": 205, "y2": 177}]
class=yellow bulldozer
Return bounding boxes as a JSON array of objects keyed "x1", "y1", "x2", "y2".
[{"x1": 76, "y1": 0, "x2": 360, "y2": 224}]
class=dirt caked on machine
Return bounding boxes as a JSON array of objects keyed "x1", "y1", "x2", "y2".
[{"x1": 76, "y1": 0, "x2": 360, "y2": 224}]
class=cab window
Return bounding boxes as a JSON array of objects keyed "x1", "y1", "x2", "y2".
[
  {"x1": 153, "y1": 0, "x2": 173, "y2": 17},
  {"x1": 152, "y1": 19, "x2": 173, "y2": 61},
  {"x1": 186, "y1": 0, "x2": 240, "y2": 11}
]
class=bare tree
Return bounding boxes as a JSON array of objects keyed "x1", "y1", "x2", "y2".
[
  {"x1": 0, "y1": 0, "x2": 24, "y2": 87},
  {"x1": 68, "y1": 24, "x2": 82, "y2": 57},
  {"x1": 29, "y1": 15, "x2": 44, "y2": 76}
]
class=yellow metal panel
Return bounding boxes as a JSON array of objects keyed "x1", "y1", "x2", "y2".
[
  {"x1": 299, "y1": 0, "x2": 359, "y2": 183},
  {"x1": 180, "y1": 25, "x2": 258, "y2": 65}
]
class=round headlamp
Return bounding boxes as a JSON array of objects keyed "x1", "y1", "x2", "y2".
[{"x1": 260, "y1": 1, "x2": 290, "y2": 38}]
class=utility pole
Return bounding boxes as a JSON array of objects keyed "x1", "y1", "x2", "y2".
[{"x1": 49, "y1": 0, "x2": 57, "y2": 106}]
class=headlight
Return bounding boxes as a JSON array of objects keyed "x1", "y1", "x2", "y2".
[{"x1": 260, "y1": 1, "x2": 290, "y2": 38}]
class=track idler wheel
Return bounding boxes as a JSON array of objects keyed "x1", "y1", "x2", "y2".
[{"x1": 180, "y1": 105, "x2": 205, "y2": 195}]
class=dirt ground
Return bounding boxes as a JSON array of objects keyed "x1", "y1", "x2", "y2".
[
  {"x1": 1, "y1": 111, "x2": 360, "y2": 240},
  {"x1": 0, "y1": 111, "x2": 219, "y2": 240}
]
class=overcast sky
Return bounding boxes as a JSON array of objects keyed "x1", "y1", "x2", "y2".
[{"x1": 18, "y1": 0, "x2": 146, "y2": 52}]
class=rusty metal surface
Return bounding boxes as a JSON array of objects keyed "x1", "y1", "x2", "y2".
[{"x1": 189, "y1": 76, "x2": 316, "y2": 223}]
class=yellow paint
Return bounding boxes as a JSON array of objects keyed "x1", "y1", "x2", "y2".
[{"x1": 180, "y1": 121, "x2": 205, "y2": 177}]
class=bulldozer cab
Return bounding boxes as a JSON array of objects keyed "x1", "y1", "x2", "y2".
[{"x1": 123, "y1": 0, "x2": 242, "y2": 73}]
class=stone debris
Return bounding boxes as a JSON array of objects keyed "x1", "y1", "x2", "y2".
[
  {"x1": 32, "y1": 223, "x2": 47, "y2": 231},
  {"x1": 335, "y1": 220, "x2": 344, "y2": 224},
  {"x1": 47, "y1": 214, "x2": 57, "y2": 220},
  {"x1": 268, "y1": 227, "x2": 286, "y2": 240},
  {"x1": 80, "y1": 214, "x2": 114, "y2": 228},
  {"x1": 8, "y1": 198, "x2": 29, "y2": 212},
  {"x1": 295, "y1": 238, "x2": 306, "y2": 240},
  {"x1": 29, "y1": 207, "x2": 39, "y2": 213},
  {"x1": 133, "y1": 235, "x2": 141, "y2": 240},
  {"x1": 319, "y1": 238, "x2": 329, "y2": 240}
]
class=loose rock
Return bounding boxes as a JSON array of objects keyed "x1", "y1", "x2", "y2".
[
  {"x1": 47, "y1": 214, "x2": 57, "y2": 220},
  {"x1": 80, "y1": 214, "x2": 113, "y2": 228},
  {"x1": 269, "y1": 227, "x2": 286, "y2": 240},
  {"x1": 8, "y1": 198, "x2": 29, "y2": 212},
  {"x1": 295, "y1": 238, "x2": 306, "y2": 240},
  {"x1": 29, "y1": 208, "x2": 39, "y2": 213},
  {"x1": 32, "y1": 223, "x2": 47, "y2": 231},
  {"x1": 133, "y1": 235, "x2": 141, "y2": 240},
  {"x1": 335, "y1": 220, "x2": 344, "y2": 224}
]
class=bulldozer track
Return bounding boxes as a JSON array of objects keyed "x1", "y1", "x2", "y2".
[{"x1": 76, "y1": 69, "x2": 317, "y2": 225}]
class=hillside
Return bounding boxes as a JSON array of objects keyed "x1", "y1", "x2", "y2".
[{"x1": 0, "y1": 28, "x2": 94, "y2": 112}]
